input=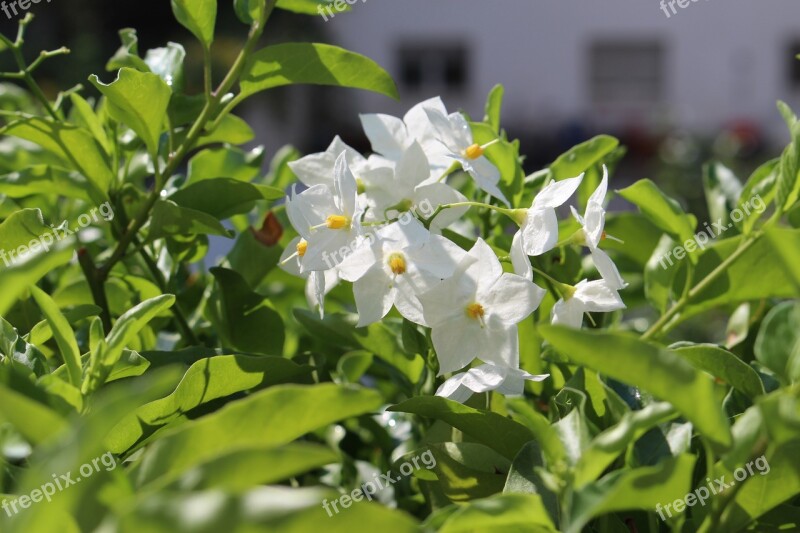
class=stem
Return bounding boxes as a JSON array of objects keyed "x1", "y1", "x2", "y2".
[
  {"x1": 422, "y1": 201, "x2": 514, "y2": 229},
  {"x1": 642, "y1": 234, "x2": 761, "y2": 340},
  {"x1": 137, "y1": 243, "x2": 200, "y2": 346},
  {"x1": 77, "y1": 248, "x2": 112, "y2": 332}
]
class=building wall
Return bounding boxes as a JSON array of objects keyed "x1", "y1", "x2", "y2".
[{"x1": 318, "y1": 0, "x2": 800, "y2": 144}]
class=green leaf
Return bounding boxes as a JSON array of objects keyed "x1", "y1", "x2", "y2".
[
  {"x1": 170, "y1": 442, "x2": 338, "y2": 491},
  {"x1": 276, "y1": 0, "x2": 349, "y2": 14},
  {"x1": 83, "y1": 295, "x2": 176, "y2": 394},
  {"x1": 439, "y1": 493, "x2": 557, "y2": 533},
  {"x1": 196, "y1": 114, "x2": 254, "y2": 146},
  {"x1": 106, "y1": 28, "x2": 150, "y2": 72},
  {"x1": 504, "y1": 441, "x2": 560, "y2": 526},
  {"x1": 0, "y1": 239, "x2": 75, "y2": 317},
  {"x1": 483, "y1": 84, "x2": 504, "y2": 133},
  {"x1": 0, "y1": 117, "x2": 113, "y2": 192},
  {"x1": 672, "y1": 343, "x2": 765, "y2": 399},
  {"x1": 148, "y1": 199, "x2": 233, "y2": 239},
  {"x1": 0, "y1": 165, "x2": 90, "y2": 201},
  {"x1": 107, "y1": 354, "x2": 310, "y2": 453},
  {"x1": 0, "y1": 316, "x2": 47, "y2": 376},
  {"x1": 0, "y1": 385, "x2": 67, "y2": 444},
  {"x1": 645, "y1": 234, "x2": 681, "y2": 313},
  {"x1": 618, "y1": 179, "x2": 697, "y2": 249},
  {"x1": 169, "y1": 177, "x2": 264, "y2": 219},
  {"x1": 427, "y1": 442, "x2": 511, "y2": 501},
  {"x1": 539, "y1": 327, "x2": 732, "y2": 452},
  {"x1": 549, "y1": 135, "x2": 619, "y2": 181},
  {"x1": 573, "y1": 402, "x2": 678, "y2": 488},
  {"x1": 211, "y1": 268, "x2": 285, "y2": 355},
  {"x1": 736, "y1": 159, "x2": 778, "y2": 234},
  {"x1": 388, "y1": 396, "x2": 535, "y2": 460},
  {"x1": 703, "y1": 162, "x2": 742, "y2": 230},
  {"x1": 170, "y1": 0, "x2": 217, "y2": 47},
  {"x1": 719, "y1": 441, "x2": 800, "y2": 530},
  {"x1": 337, "y1": 351, "x2": 373, "y2": 383},
  {"x1": 680, "y1": 229, "x2": 800, "y2": 319},
  {"x1": 186, "y1": 145, "x2": 265, "y2": 184},
  {"x1": 294, "y1": 310, "x2": 424, "y2": 384},
  {"x1": 754, "y1": 302, "x2": 800, "y2": 384},
  {"x1": 0, "y1": 208, "x2": 51, "y2": 252},
  {"x1": 29, "y1": 286, "x2": 83, "y2": 387},
  {"x1": 90, "y1": 68, "x2": 172, "y2": 158},
  {"x1": 240, "y1": 43, "x2": 399, "y2": 100},
  {"x1": 568, "y1": 455, "x2": 697, "y2": 533},
  {"x1": 234, "y1": 0, "x2": 266, "y2": 23},
  {"x1": 135, "y1": 383, "x2": 382, "y2": 487},
  {"x1": 69, "y1": 93, "x2": 112, "y2": 154}
]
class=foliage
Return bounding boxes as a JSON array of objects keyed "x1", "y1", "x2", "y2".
[{"x1": 0, "y1": 3, "x2": 798, "y2": 532}]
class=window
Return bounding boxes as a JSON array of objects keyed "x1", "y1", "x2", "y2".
[
  {"x1": 398, "y1": 42, "x2": 469, "y2": 93},
  {"x1": 589, "y1": 40, "x2": 664, "y2": 106}
]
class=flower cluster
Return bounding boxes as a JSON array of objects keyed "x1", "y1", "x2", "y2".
[{"x1": 280, "y1": 97, "x2": 627, "y2": 402}]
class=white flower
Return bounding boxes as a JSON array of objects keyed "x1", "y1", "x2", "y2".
[
  {"x1": 424, "y1": 105, "x2": 509, "y2": 206},
  {"x1": 436, "y1": 362, "x2": 549, "y2": 403},
  {"x1": 515, "y1": 174, "x2": 583, "y2": 256},
  {"x1": 288, "y1": 135, "x2": 392, "y2": 192},
  {"x1": 279, "y1": 237, "x2": 339, "y2": 318},
  {"x1": 360, "y1": 97, "x2": 453, "y2": 183},
  {"x1": 569, "y1": 166, "x2": 627, "y2": 290},
  {"x1": 418, "y1": 238, "x2": 546, "y2": 375},
  {"x1": 285, "y1": 152, "x2": 361, "y2": 272},
  {"x1": 338, "y1": 217, "x2": 466, "y2": 327},
  {"x1": 551, "y1": 279, "x2": 625, "y2": 328},
  {"x1": 363, "y1": 142, "x2": 467, "y2": 232}
]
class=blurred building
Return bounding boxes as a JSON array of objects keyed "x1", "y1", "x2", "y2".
[{"x1": 243, "y1": 0, "x2": 800, "y2": 164}]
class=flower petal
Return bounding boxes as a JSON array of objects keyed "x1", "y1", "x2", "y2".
[
  {"x1": 463, "y1": 155, "x2": 509, "y2": 206},
  {"x1": 575, "y1": 279, "x2": 626, "y2": 312},
  {"x1": 532, "y1": 174, "x2": 583, "y2": 209},
  {"x1": 551, "y1": 298, "x2": 585, "y2": 328},
  {"x1": 511, "y1": 231, "x2": 532, "y2": 281},
  {"x1": 591, "y1": 248, "x2": 627, "y2": 291},
  {"x1": 481, "y1": 273, "x2": 545, "y2": 325},
  {"x1": 432, "y1": 318, "x2": 487, "y2": 375},
  {"x1": 521, "y1": 208, "x2": 559, "y2": 256},
  {"x1": 353, "y1": 268, "x2": 395, "y2": 327},
  {"x1": 360, "y1": 113, "x2": 408, "y2": 160},
  {"x1": 333, "y1": 151, "x2": 358, "y2": 216}
]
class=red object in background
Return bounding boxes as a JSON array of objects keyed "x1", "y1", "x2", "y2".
[{"x1": 251, "y1": 212, "x2": 283, "y2": 246}]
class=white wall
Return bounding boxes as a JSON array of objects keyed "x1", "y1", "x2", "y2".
[{"x1": 320, "y1": 0, "x2": 800, "y2": 143}]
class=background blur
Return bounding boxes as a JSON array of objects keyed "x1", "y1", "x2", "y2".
[{"x1": 4, "y1": 0, "x2": 800, "y2": 210}]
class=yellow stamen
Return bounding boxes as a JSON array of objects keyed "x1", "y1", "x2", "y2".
[
  {"x1": 326, "y1": 215, "x2": 349, "y2": 229},
  {"x1": 466, "y1": 302, "x2": 485, "y2": 321},
  {"x1": 464, "y1": 143, "x2": 484, "y2": 160},
  {"x1": 388, "y1": 253, "x2": 407, "y2": 275},
  {"x1": 296, "y1": 239, "x2": 308, "y2": 257}
]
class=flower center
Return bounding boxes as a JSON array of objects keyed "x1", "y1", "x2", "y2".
[
  {"x1": 388, "y1": 253, "x2": 407, "y2": 275},
  {"x1": 466, "y1": 302, "x2": 485, "y2": 321},
  {"x1": 326, "y1": 215, "x2": 349, "y2": 230},
  {"x1": 464, "y1": 143, "x2": 484, "y2": 160},
  {"x1": 296, "y1": 239, "x2": 308, "y2": 257}
]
